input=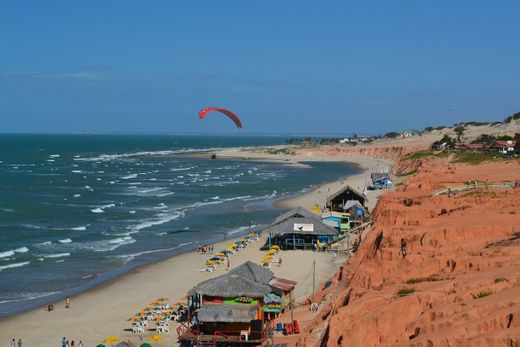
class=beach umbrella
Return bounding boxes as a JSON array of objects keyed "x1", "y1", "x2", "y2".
[
  {"x1": 271, "y1": 245, "x2": 280, "y2": 250},
  {"x1": 216, "y1": 252, "x2": 225, "y2": 257},
  {"x1": 96, "y1": 345, "x2": 106, "y2": 347},
  {"x1": 103, "y1": 336, "x2": 120, "y2": 344},
  {"x1": 140, "y1": 344, "x2": 153, "y2": 347},
  {"x1": 157, "y1": 296, "x2": 169, "y2": 301},
  {"x1": 148, "y1": 335, "x2": 164, "y2": 342}
]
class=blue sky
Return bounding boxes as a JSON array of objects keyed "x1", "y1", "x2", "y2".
[{"x1": 1, "y1": 1, "x2": 519, "y2": 134}]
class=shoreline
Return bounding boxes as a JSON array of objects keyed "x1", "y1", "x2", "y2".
[{"x1": 0, "y1": 148, "x2": 391, "y2": 346}]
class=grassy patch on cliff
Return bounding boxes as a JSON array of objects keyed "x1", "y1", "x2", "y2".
[
  {"x1": 397, "y1": 288, "x2": 416, "y2": 297},
  {"x1": 471, "y1": 290, "x2": 493, "y2": 299},
  {"x1": 451, "y1": 152, "x2": 500, "y2": 164},
  {"x1": 406, "y1": 276, "x2": 442, "y2": 284}
]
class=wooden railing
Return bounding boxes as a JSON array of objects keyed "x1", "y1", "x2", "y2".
[
  {"x1": 211, "y1": 329, "x2": 266, "y2": 346},
  {"x1": 433, "y1": 181, "x2": 513, "y2": 196}
]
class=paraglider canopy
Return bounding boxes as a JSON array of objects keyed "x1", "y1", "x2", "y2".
[{"x1": 199, "y1": 107, "x2": 243, "y2": 129}]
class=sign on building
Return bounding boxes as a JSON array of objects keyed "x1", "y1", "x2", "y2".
[{"x1": 293, "y1": 223, "x2": 314, "y2": 232}]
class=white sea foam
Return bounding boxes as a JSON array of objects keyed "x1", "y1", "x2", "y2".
[
  {"x1": 0, "y1": 250, "x2": 15, "y2": 258},
  {"x1": 74, "y1": 194, "x2": 81, "y2": 198},
  {"x1": 49, "y1": 154, "x2": 60, "y2": 158},
  {"x1": 72, "y1": 170, "x2": 82, "y2": 173},
  {"x1": 71, "y1": 226, "x2": 87, "y2": 231},
  {"x1": 170, "y1": 166, "x2": 196, "y2": 172},
  {"x1": 129, "y1": 210, "x2": 136, "y2": 214},
  {"x1": 80, "y1": 236, "x2": 136, "y2": 252},
  {"x1": 15, "y1": 247, "x2": 29, "y2": 253},
  {"x1": 0, "y1": 261, "x2": 30, "y2": 272},
  {"x1": 116, "y1": 241, "x2": 193, "y2": 262},
  {"x1": 41, "y1": 252, "x2": 70, "y2": 258},
  {"x1": 121, "y1": 173, "x2": 138, "y2": 180},
  {"x1": 59, "y1": 239, "x2": 72, "y2": 244},
  {"x1": 90, "y1": 203, "x2": 115, "y2": 213},
  {"x1": 156, "y1": 232, "x2": 167, "y2": 236}
]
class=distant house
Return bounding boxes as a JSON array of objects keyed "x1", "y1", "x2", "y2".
[
  {"x1": 327, "y1": 185, "x2": 367, "y2": 211},
  {"x1": 263, "y1": 207, "x2": 340, "y2": 250},
  {"x1": 454, "y1": 143, "x2": 485, "y2": 153},
  {"x1": 493, "y1": 140, "x2": 516, "y2": 154},
  {"x1": 371, "y1": 172, "x2": 392, "y2": 188}
]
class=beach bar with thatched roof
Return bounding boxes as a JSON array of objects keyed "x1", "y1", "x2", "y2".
[
  {"x1": 178, "y1": 261, "x2": 296, "y2": 346},
  {"x1": 263, "y1": 207, "x2": 340, "y2": 250},
  {"x1": 327, "y1": 185, "x2": 368, "y2": 212}
]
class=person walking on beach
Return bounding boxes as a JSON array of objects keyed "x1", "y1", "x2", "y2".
[
  {"x1": 78, "y1": 341, "x2": 84, "y2": 347},
  {"x1": 61, "y1": 337, "x2": 66, "y2": 347},
  {"x1": 65, "y1": 296, "x2": 70, "y2": 308},
  {"x1": 17, "y1": 339, "x2": 22, "y2": 347},
  {"x1": 65, "y1": 340, "x2": 69, "y2": 347},
  {"x1": 10, "y1": 338, "x2": 15, "y2": 347},
  {"x1": 70, "y1": 340, "x2": 75, "y2": 347},
  {"x1": 226, "y1": 258, "x2": 230, "y2": 271},
  {"x1": 400, "y1": 238, "x2": 407, "y2": 259},
  {"x1": 278, "y1": 257, "x2": 282, "y2": 267}
]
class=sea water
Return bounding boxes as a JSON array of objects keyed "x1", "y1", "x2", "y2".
[{"x1": 0, "y1": 134, "x2": 361, "y2": 316}]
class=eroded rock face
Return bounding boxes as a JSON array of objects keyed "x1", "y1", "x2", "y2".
[{"x1": 303, "y1": 159, "x2": 520, "y2": 347}]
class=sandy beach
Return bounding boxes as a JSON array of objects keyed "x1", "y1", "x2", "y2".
[{"x1": 0, "y1": 149, "x2": 387, "y2": 346}]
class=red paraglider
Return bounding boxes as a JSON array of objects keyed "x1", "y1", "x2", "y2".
[{"x1": 199, "y1": 107, "x2": 243, "y2": 129}]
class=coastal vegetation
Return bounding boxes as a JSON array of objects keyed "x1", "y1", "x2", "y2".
[
  {"x1": 405, "y1": 276, "x2": 442, "y2": 284},
  {"x1": 397, "y1": 288, "x2": 416, "y2": 297},
  {"x1": 504, "y1": 111, "x2": 520, "y2": 123},
  {"x1": 471, "y1": 290, "x2": 493, "y2": 299}
]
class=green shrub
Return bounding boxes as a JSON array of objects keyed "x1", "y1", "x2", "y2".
[
  {"x1": 397, "y1": 288, "x2": 416, "y2": 297},
  {"x1": 471, "y1": 290, "x2": 493, "y2": 299}
]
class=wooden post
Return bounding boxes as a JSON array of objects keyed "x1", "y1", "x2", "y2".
[
  {"x1": 312, "y1": 260, "x2": 316, "y2": 302},
  {"x1": 293, "y1": 234, "x2": 296, "y2": 251}
]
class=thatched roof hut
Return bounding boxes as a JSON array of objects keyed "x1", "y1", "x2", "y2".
[
  {"x1": 229, "y1": 261, "x2": 274, "y2": 285},
  {"x1": 327, "y1": 185, "x2": 367, "y2": 211},
  {"x1": 189, "y1": 273, "x2": 271, "y2": 298},
  {"x1": 197, "y1": 303, "x2": 258, "y2": 323},
  {"x1": 272, "y1": 207, "x2": 322, "y2": 224},
  {"x1": 263, "y1": 207, "x2": 337, "y2": 236}
]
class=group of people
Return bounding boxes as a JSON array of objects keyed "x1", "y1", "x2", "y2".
[
  {"x1": 47, "y1": 296, "x2": 71, "y2": 312},
  {"x1": 61, "y1": 337, "x2": 84, "y2": 347},
  {"x1": 9, "y1": 339, "x2": 22, "y2": 347},
  {"x1": 198, "y1": 245, "x2": 213, "y2": 254}
]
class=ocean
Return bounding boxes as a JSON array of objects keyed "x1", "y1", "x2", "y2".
[{"x1": 0, "y1": 134, "x2": 361, "y2": 316}]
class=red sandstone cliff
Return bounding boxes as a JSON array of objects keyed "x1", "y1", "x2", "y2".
[{"x1": 301, "y1": 159, "x2": 520, "y2": 347}]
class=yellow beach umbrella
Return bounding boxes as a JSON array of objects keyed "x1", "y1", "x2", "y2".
[
  {"x1": 206, "y1": 260, "x2": 217, "y2": 266},
  {"x1": 148, "y1": 335, "x2": 164, "y2": 342},
  {"x1": 248, "y1": 233, "x2": 256, "y2": 237},
  {"x1": 215, "y1": 252, "x2": 225, "y2": 257},
  {"x1": 157, "y1": 296, "x2": 169, "y2": 301},
  {"x1": 270, "y1": 245, "x2": 280, "y2": 250},
  {"x1": 103, "y1": 336, "x2": 120, "y2": 343}
]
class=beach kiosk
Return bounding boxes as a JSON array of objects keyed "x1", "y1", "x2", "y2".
[
  {"x1": 180, "y1": 261, "x2": 296, "y2": 346},
  {"x1": 327, "y1": 185, "x2": 368, "y2": 212},
  {"x1": 263, "y1": 207, "x2": 340, "y2": 250}
]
